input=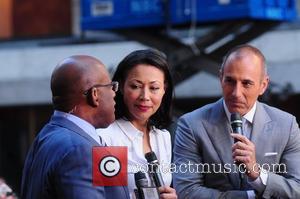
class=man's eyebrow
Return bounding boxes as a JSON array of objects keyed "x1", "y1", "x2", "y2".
[{"x1": 242, "y1": 79, "x2": 255, "y2": 84}]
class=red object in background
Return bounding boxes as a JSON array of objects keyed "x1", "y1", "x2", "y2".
[{"x1": 13, "y1": 0, "x2": 71, "y2": 38}]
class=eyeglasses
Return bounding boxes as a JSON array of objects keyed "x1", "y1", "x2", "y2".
[{"x1": 83, "y1": 81, "x2": 119, "y2": 95}]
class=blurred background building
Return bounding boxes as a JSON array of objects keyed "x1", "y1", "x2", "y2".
[{"x1": 1, "y1": 0, "x2": 300, "y2": 195}]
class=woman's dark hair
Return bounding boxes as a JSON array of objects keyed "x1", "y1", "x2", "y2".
[{"x1": 112, "y1": 49, "x2": 173, "y2": 129}]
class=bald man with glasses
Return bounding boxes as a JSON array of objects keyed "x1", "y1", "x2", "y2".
[{"x1": 21, "y1": 55, "x2": 129, "y2": 199}]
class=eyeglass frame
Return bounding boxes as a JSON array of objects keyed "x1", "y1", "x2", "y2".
[{"x1": 83, "y1": 81, "x2": 119, "y2": 95}]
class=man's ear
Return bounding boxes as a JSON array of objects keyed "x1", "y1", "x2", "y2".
[
  {"x1": 219, "y1": 69, "x2": 223, "y2": 83},
  {"x1": 87, "y1": 87, "x2": 99, "y2": 107},
  {"x1": 259, "y1": 75, "x2": 270, "y2": 95}
]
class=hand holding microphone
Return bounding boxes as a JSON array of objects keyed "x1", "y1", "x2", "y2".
[
  {"x1": 230, "y1": 113, "x2": 246, "y2": 173},
  {"x1": 230, "y1": 113, "x2": 243, "y2": 143},
  {"x1": 158, "y1": 186, "x2": 177, "y2": 199},
  {"x1": 145, "y1": 151, "x2": 177, "y2": 199},
  {"x1": 230, "y1": 113, "x2": 260, "y2": 180}
]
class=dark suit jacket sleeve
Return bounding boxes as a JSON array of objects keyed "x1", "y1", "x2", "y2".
[
  {"x1": 262, "y1": 116, "x2": 300, "y2": 198},
  {"x1": 54, "y1": 144, "x2": 105, "y2": 199},
  {"x1": 173, "y1": 115, "x2": 248, "y2": 199}
]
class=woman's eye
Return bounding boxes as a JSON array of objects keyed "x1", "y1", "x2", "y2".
[
  {"x1": 150, "y1": 87, "x2": 160, "y2": 91},
  {"x1": 130, "y1": 84, "x2": 139, "y2": 89}
]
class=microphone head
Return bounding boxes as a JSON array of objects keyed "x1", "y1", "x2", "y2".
[
  {"x1": 145, "y1": 151, "x2": 158, "y2": 163},
  {"x1": 230, "y1": 112, "x2": 242, "y2": 127},
  {"x1": 134, "y1": 171, "x2": 148, "y2": 188},
  {"x1": 144, "y1": 151, "x2": 165, "y2": 187}
]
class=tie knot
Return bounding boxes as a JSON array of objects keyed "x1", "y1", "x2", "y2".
[{"x1": 242, "y1": 117, "x2": 247, "y2": 123}]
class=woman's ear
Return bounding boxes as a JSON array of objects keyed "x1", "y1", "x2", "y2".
[
  {"x1": 119, "y1": 83, "x2": 124, "y2": 95},
  {"x1": 164, "y1": 82, "x2": 168, "y2": 91}
]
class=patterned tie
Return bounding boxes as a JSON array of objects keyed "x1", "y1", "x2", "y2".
[
  {"x1": 242, "y1": 118, "x2": 252, "y2": 139},
  {"x1": 241, "y1": 118, "x2": 253, "y2": 190}
]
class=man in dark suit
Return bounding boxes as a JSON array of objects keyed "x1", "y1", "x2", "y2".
[
  {"x1": 173, "y1": 45, "x2": 300, "y2": 198},
  {"x1": 21, "y1": 55, "x2": 129, "y2": 199}
]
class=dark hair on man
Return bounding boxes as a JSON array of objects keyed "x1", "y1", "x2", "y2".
[
  {"x1": 112, "y1": 49, "x2": 173, "y2": 129},
  {"x1": 220, "y1": 44, "x2": 267, "y2": 76}
]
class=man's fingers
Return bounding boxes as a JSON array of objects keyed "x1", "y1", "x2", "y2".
[
  {"x1": 159, "y1": 186, "x2": 177, "y2": 199},
  {"x1": 231, "y1": 133, "x2": 250, "y2": 144},
  {"x1": 232, "y1": 148, "x2": 251, "y2": 157}
]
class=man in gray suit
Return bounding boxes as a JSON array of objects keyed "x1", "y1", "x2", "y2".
[
  {"x1": 21, "y1": 55, "x2": 129, "y2": 199},
  {"x1": 173, "y1": 44, "x2": 300, "y2": 198}
]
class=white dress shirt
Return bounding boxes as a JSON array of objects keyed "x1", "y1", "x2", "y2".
[
  {"x1": 223, "y1": 100, "x2": 268, "y2": 198},
  {"x1": 97, "y1": 118, "x2": 172, "y2": 198}
]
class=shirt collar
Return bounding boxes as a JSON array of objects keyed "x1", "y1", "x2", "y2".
[
  {"x1": 222, "y1": 100, "x2": 256, "y2": 124},
  {"x1": 116, "y1": 118, "x2": 157, "y2": 141},
  {"x1": 53, "y1": 110, "x2": 100, "y2": 144}
]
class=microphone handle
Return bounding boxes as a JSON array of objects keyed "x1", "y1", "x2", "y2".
[
  {"x1": 148, "y1": 163, "x2": 165, "y2": 187},
  {"x1": 232, "y1": 126, "x2": 246, "y2": 173},
  {"x1": 152, "y1": 172, "x2": 165, "y2": 187},
  {"x1": 232, "y1": 126, "x2": 243, "y2": 143},
  {"x1": 134, "y1": 188, "x2": 145, "y2": 199}
]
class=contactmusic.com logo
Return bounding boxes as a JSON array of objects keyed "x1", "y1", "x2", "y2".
[{"x1": 92, "y1": 146, "x2": 128, "y2": 186}]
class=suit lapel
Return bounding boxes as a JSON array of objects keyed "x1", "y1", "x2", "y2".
[
  {"x1": 50, "y1": 115, "x2": 130, "y2": 197},
  {"x1": 50, "y1": 115, "x2": 100, "y2": 146},
  {"x1": 204, "y1": 99, "x2": 241, "y2": 189},
  {"x1": 250, "y1": 102, "x2": 274, "y2": 162}
]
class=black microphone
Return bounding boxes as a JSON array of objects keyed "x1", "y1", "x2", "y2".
[
  {"x1": 230, "y1": 112, "x2": 246, "y2": 175},
  {"x1": 134, "y1": 171, "x2": 148, "y2": 199},
  {"x1": 230, "y1": 112, "x2": 243, "y2": 143},
  {"x1": 145, "y1": 151, "x2": 165, "y2": 187}
]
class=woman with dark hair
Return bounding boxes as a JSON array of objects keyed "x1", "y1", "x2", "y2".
[{"x1": 97, "y1": 49, "x2": 176, "y2": 198}]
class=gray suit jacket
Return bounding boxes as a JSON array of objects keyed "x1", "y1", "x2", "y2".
[{"x1": 173, "y1": 99, "x2": 300, "y2": 199}]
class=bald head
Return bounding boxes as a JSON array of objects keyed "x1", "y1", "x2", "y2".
[
  {"x1": 221, "y1": 44, "x2": 267, "y2": 80},
  {"x1": 51, "y1": 55, "x2": 106, "y2": 112}
]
